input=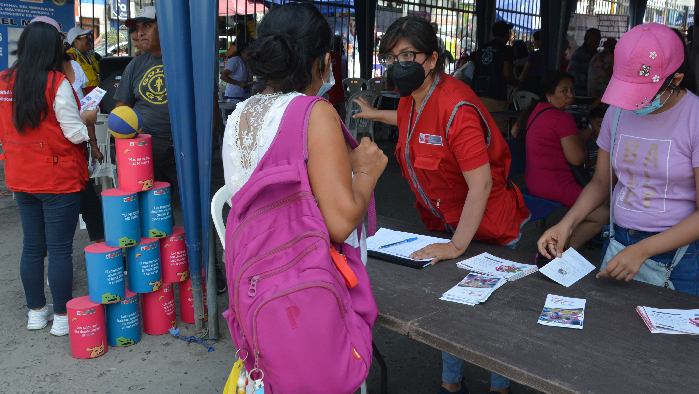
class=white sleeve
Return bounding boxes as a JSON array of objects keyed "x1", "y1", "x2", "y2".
[
  {"x1": 71, "y1": 60, "x2": 88, "y2": 89},
  {"x1": 53, "y1": 79, "x2": 89, "y2": 144}
]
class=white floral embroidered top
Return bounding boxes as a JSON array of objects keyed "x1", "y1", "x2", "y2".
[{"x1": 222, "y1": 91, "x2": 302, "y2": 196}]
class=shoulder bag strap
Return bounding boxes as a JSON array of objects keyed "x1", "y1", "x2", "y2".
[
  {"x1": 524, "y1": 105, "x2": 555, "y2": 133},
  {"x1": 608, "y1": 107, "x2": 622, "y2": 239}
]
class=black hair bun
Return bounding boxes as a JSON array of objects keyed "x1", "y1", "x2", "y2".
[{"x1": 247, "y1": 31, "x2": 309, "y2": 93}]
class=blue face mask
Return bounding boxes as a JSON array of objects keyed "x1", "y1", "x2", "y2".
[
  {"x1": 317, "y1": 63, "x2": 335, "y2": 97},
  {"x1": 632, "y1": 84, "x2": 672, "y2": 116}
]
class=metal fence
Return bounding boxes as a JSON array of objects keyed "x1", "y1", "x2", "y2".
[
  {"x1": 74, "y1": 0, "x2": 695, "y2": 80},
  {"x1": 645, "y1": 0, "x2": 694, "y2": 28},
  {"x1": 373, "y1": 0, "x2": 476, "y2": 76},
  {"x1": 494, "y1": 0, "x2": 541, "y2": 42}
]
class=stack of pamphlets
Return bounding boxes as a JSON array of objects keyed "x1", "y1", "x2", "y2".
[
  {"x1": 440, "y1": 273, "x2": 507, "y2": 306},
  {"x1": 538, "y1": 248, "x2": 595, "y2": 287},
  {"x1": 457, "y1": 252, "x2": 538, "y2": 281},
  {"x1": 537, "y1": 294, "x2": 586, "y2": 329},
  {"x1": 636, "y1": 307, "x2": 699, "y2": 334}
]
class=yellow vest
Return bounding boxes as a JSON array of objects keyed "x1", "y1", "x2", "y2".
[{"x1": 67, "y1": 48, "x2": 100, "y2": 87}]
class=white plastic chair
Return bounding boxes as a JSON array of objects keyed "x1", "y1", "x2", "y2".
[
  {"x1": 212, "y1": 185, "x2": 233, "y2": 250},
  {"x1": 345, "y1": 90, "x2": 381, "y2": 141},
  {"x1": 512, "y1": 91, "x2": 540, "y2": 110},
  {"x1": 90, "y1": 114, "x2": 118, "y2": 189}
]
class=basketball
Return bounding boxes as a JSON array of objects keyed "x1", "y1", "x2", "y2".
[{"x1": 108, "y1": 107, "x2": 143, "y2": 139}]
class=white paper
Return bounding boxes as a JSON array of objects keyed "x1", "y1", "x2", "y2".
[
  {"x1": 637, "y1": 307, "x2": 699, "y2": 335},
  {"x1": 79, "y1": 87, "x2": 107, "y2": 113},
  {"x1": 538, "y1": 248, "x2": 595, "y2": 287},
  {"x1": 441, "y1": 273, "x2": 506, "y2": 306},
  {"x1": 457, "y1": 252, "x2": 538, "y2": 281},
  {"x1": 367, "y1": 228, "x2": 450, "y2": 263},
  {"x1": 537, "y1": 294, "x2": 585, "y2": 329}
]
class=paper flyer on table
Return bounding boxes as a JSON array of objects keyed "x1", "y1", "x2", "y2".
[
  {"x1": 367, "y1": 228, "x2": 450, "y2": 262},
  {"x1": 538, "y1": 248, "x2": 595, "y2": 287},
  {"x1": 440, "y1": 273, "x2": 506, "y2": 306},
  {"x1": 636, "y1": 307, "x2": 699, "y2": 335},
  {"x1": 79, "y1": 87, "x2": 107, "y2": 113},
  {"x1": 457, "y1": 252, "x2": 538, "y2": 281},
  {"x1": 537, "y1": 294, "x2": 585, "y2": 329}
]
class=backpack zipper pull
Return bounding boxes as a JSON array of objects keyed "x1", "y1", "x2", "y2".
[
  {"x1": 248, "y1": 276, "x2": 260, "y2": 297},
  {"x1": 437, "y1": 199, "x2": 440, "y2": 208}
]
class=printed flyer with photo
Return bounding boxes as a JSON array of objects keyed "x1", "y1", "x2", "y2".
[
  {"x1": 537, "y1": 294, "x2": 586, "y2": 329},
  {"x1": 440, "y1": 273, "x2": 506, "y2": 306},
  {"x1": 457, "y1": 252, "x2": 538, "y2": 281}
]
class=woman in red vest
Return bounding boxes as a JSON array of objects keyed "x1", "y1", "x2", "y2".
[
  {"x1": 0, "y1": 18, "x2": 97, "y2": 337},
  {"x1": 353, "y1": 16, "x2": 529, "y2": 394}
]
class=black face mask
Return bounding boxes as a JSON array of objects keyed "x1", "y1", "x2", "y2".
[{"x1": 392, "y1": 57, "x2": 430, "y2": 97}]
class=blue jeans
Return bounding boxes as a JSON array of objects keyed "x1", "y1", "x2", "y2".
[
  {"x1": 15, "y1": 192, "x2": 82, "y2": 314},
  {"x1": 442, "y1": 242, "x2": 516, "y2": 389},
  {"x1": 602, "y1": 224, "x2": 699, "y2": 295}
]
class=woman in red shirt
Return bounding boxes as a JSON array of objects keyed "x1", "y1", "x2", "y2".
[
  {"x1": 0, "y1": 18, "x2": 97, "y2": 336},
  {"x1": 353, "y1": 16, "x2": 529, "y2": 394},
  {"x1": 514, "y1": 70, "x2": 608, "y2": 249}
]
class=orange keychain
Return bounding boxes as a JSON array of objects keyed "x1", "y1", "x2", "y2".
[{"x1": 329, "y1": 245, "x2": 358, "y2": 289}]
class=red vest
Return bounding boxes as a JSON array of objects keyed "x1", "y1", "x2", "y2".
[
  {"x1": 0, "y1": 71, "x2": 87, "y2": 194},
  {"x1": 395, "y1": 73, "x2": 529, "y2": 245}
]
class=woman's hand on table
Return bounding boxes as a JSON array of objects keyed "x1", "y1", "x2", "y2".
[
  {"x1": 596, "y1": 243, "x2": 647, "y2": 281},
  {"x1": 410, "y1": 241, "x2": 466, "y2": 265},
  {"x1": 352, "y1": 97, "x2": 378, "y2": 120},
  {"x1": 537, "y1": 223, "x2": 573, "y2": 258}
]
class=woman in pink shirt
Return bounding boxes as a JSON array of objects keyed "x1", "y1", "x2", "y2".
[
  {"x1": 538, "y1": 23, "x2": 699, "y2": 296},
  {"x1": 514, "y1": 70, "x2": 608, "y2": 248}
]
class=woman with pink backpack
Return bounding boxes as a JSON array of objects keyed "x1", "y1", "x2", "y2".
[{"x1": 221, "y1": 3, "x2": 387, "y2": 393}]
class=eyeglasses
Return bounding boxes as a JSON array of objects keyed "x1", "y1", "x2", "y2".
[{"x1": 377, "y1": 51, "x2": 424, "y2": 68}]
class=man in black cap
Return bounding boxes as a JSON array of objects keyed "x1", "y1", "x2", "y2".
[
  {"x1": 114, "y1": 6, "x2": 176, "y2": 187},
  {"x1": 471, "y1": 21, "x2": 522, "y2": 135}
]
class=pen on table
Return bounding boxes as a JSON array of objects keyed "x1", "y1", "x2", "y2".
[{"x1": 378, "y1": 237, "x2": 418, "y2": 249}]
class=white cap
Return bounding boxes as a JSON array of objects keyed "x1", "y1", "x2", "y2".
[
  {"x1": 125, "y1": 6, "x2": 157, "y2": 27},
  {"x1": 67, "y1": 26, "x2": 92, "y2": 46}
]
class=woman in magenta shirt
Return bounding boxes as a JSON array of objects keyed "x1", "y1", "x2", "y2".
[{"x1": 515, "y1": 70, "x2": 608, "y2": 249}]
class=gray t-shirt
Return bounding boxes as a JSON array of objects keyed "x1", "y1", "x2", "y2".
[{"x1": 114, "y1": 53, "x2": 171, "y2": 138}]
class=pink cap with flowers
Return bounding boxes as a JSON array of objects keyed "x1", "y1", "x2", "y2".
[{"x1": 602, "y1": 23, "x2": 684, "y2": 110}]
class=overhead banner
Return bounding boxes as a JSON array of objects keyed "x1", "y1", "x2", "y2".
[{"x1": 0, "y1": 0, "x2": 75, "y2": 71}]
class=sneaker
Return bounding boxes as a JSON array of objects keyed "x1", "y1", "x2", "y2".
[
  {"x1": 27, "y1": 304, "x2": 54, "y2": 330},
  {"x1": 50, "y1": 314, "x2": 69, "y2": 336}
]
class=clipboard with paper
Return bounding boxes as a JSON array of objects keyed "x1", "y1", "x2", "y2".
[{"x1": 366, "y1": 227, "x2": 450, "y2": 269}]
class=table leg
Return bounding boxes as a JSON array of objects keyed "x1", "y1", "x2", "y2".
[{"x1": 372, "y1": 341, "x2": 388, "y2": 394}]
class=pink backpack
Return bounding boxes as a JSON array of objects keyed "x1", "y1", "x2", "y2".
[{"x1": 223, "y1": 96, "x2": 378, "y2": 394}]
